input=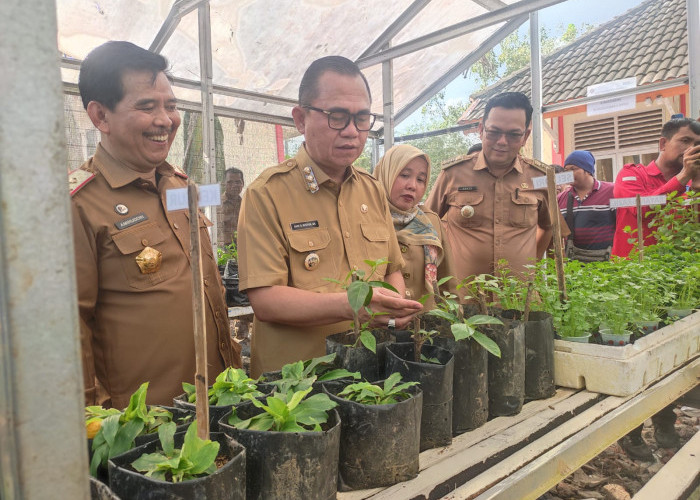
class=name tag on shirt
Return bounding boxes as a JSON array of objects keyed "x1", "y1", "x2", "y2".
[
  {"x1": 291, "y1": 220, "x2": 319, "y2": 231},
  {"x1": 458, "y1": 186, "x2": 478, "y2": 191},
  {"x1": 115, "y1": 212, "x2": 149, "y2": 230},
  {"x1": 621, "y1": 176, "x2": 637, "y2": 182}
]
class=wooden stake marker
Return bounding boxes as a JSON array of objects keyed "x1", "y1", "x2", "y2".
[
  {"x1": 167, "y1": 181, "x2": 222, "y2": 440},
  {"x1": 545, "y1": 167, "x2": 567, "y2": 302},
  {"x1": 609, "y1": 194, "x2": 667, "y2": 263}
]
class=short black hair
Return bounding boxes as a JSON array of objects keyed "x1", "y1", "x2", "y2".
[
  {"x1": 661, "y1": 118, "x2": 700, "y2": 139},
  {"x1": 552, "y1": 164, "x2": 564, "y2": 173},
  {"x1": 467, "y1": 143, "x2": 483, "y2": 154},
  {"x1": 225, "y1": 168, "x2": 244, "y2": 182},
  {"x1": 482, "y1": 91, "x2": 534, "y2": 129},
  {"x1": 298, "y1": 56, "x2": 371, "y2": 106},
  {"x1": 79, "y1": 41, "x2": 170, "y2": 111}
]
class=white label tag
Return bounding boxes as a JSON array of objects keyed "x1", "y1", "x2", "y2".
[
  {"x1": 621, "y1": 176, "x2": 637, "y2": 182},
  {"x1": 166, "y1": 184, "x2": 221, "y2": 211},
  {"x1": 609, "y1": 195, "x2": 667, "y2": 208},
  {"x1": 531, "y1": 171, "x2": 574, "y2": 189}
]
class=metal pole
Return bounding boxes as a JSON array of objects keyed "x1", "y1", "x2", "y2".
[
  {"x1": 530, "y1": 11, "x2": 543, "y2": 160},
  {"x1": 382, "y1": 56, "x2": 395, "y2": 152},
  {"x1": 0, "y1": 0, "x2": 89, "y2": 498},
  {"x1": 688, "y1": 0, "x2": 700, "y2": 118},
  {"x1": 198, "y1": 1, "x2": 217, "y2": 245}
]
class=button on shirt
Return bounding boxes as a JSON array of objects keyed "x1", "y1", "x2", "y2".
[
  {"x1": 71, "y1": 145, "x2": 240, "y2": 408},
  {"x1": 611, "y1": 161, "x2": 685, "y2": 257},
  {"x1": 238, "y1": 145, "x2": 403, "y2": 377},
  {"x1": 425, "y1": 152, "x2": 551, "y2": 282}
]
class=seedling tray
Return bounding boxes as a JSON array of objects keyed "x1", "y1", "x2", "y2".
[{"x1": 554, "y1": 311, "x2": 700, "y2": 396}]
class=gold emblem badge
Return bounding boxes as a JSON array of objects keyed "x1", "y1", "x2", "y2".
[
  {"x1": 304, "y1": 252, "x2": 320, "y2": 271},
  {"x1": 135, "y1": 246, "x2": 162, "y2": 274},
  {"x1": 460, "y1": 205, "x2": 475, "y2": 218},
  {"x1": 521, "y1": 183, "x2": 529, "y2": 189}
]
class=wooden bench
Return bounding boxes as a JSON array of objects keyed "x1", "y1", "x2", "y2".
[
  {"x1": 337, "y1": 358, "x2": 700, "y2": 500},
  {"x1": 633, "y1": 428, "x2": 700, "y2": 499}
]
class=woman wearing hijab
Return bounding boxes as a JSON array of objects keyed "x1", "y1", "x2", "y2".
[{"x1": 374, "y1": 144, "x2": 455, "y2": 310}]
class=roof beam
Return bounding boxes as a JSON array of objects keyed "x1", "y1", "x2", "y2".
[
  {"x1": 171, "y1": 76, "x2": 298, "y2": 107},
  {"x1": 356, "y1": 0, "x2": 568, "y2": 68},
  {"x1": 358, "y1": 0, "x2": 432, "y2": 59},
  {"x1": 149, "y1": 0, "x2": 205, "y2": 53},
  {"x1": 470, "y1": 0, "x2": 509, "y2": 11},
  {"x1": 394, "y1": 15, "x2": 527, "y2": 126}
]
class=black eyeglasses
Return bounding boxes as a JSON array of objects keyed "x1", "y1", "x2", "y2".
[
  {"x1": 303, "y1": 105, "x2": 377, "y2": 132},
  {"x1": 483, "y1": 128, "x2": 526, "y2": 143}
]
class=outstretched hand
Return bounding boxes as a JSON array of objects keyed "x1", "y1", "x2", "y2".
[{"x1": 358, "y1": 287, "x2": 423, "y2": 329}]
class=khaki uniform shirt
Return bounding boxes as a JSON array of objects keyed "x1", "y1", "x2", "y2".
[
  {"x1": 238, "y1": 146, "x2": 404, "y2": 377},
  {"x1": 71, "y1": 145, "x2": 240, "y2": 408},
  {"x1": 217, "y1": 192, "x2": 242, "y2": 247},
  {"x1": 397, "y1": 210, "x2": 456, "y2": 310},
  {"x1": 425, "y1": 152, "x2": 552, "y2": 283}
]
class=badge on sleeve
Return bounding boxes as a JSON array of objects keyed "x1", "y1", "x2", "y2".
[
  {"x1": 135, "y1": 246, "x2": 162, "y2": 274},
  {"x1": 304, "y1": 252, "x2": 320, "y2": 271}
]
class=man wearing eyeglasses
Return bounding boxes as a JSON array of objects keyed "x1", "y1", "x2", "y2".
[
  {"x1": 425, "y1": 91, "x2": 552, "y2": 284},
  {"x1": 237, "y1": 56, "x2": 422, "y2": 377}
]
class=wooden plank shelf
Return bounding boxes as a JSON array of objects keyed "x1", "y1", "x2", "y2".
[{"x1": 336, "y1": 358, "x2": 700, "y2": 500}]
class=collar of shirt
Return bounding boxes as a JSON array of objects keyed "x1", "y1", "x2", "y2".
[
  {"x1": 472, "y1": 151, "x2": 524, "y2": 176},
  {"x1": 94, "y1": 143, "x2": 175, "y2": 190},
  {"x1": 646, "y1": 160, "x2": 664, "y2": 178},
  {"x1": 297, "y1": 144, "x2": 357, "y2": 190}
]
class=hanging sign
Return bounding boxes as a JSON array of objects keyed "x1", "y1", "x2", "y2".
[
  {"x1": 532, "y1": 171, "x2": 574, "y2": 189},
  {"x1": 609, "y1": 195, "x2": 667, "y2": 208}
]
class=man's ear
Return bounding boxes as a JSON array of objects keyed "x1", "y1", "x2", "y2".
[
  {"x1": 291, "y1": 106, "x2": 306, "y2": 135},
  {"x1": 478, "y1": 120, "x2": 484, "y2": 138},
  {"x1": 522, "y1": 127, "x2": 532, "y2": 144},
  {"x1": 658, "y1": 136, "x2": 667, "y2": 152},
  {"x1": 86, "y1": 101, "x2": 110, "y2": 134}
]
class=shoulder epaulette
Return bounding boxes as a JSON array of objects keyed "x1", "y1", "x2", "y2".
[
  {"x1": 68, "y1": 168, "x2": 96, "y2": 196},
  {"x1": 249, "y1": 158, "x2": 297, "y2": 189},
  {"x1": 172, "y1": 164, "x2": 188, "y2": 179},
  {"x1": 441, "y1": 154, "x2": 471, "y2": 170},
  {"x1": 520, "y1": 156, "x2": 551, "y2": 173}
]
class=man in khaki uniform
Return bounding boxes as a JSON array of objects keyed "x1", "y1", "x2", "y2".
[
  {"x1": 71, "y1": 41, "x2": 240, "y2": 408},
  {"x1": 238, "y1": 56, "x2": 422, "y2": 377},
  {"x1": 425, "y1": 92, "x2": 553, "y2": 283}
]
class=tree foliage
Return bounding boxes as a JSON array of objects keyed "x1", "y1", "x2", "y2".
[
  {"x1": 469, "y1": 23, "x2": 592, "y2": 90},
  {"x1": 399, "y1": 91, "x2": 476, "y2": 193}
]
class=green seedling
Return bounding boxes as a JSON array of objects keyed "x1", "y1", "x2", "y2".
[
  {"x1": 183, "y1": 367, "x2": 263, "y2": 406},
  {"x1": 338, "y1": 372, "x2": 419, "y2": 405}
]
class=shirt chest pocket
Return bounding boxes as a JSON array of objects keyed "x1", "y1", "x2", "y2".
[
  {"x1": 360, "y1": 223, "x2": 390, "y2": 277},
  {"x1": 447, "y1": 192, "x2": 485, "y2": 228},
  {"x1": 111, "y1": 222, "x2": 181, "y2": 290},
  {"x1": 509, "y1": 193, "x2": 539, "y2": 228},
  {"x1": 288, "y1": 228, "x2": 337, "y2": 291}
]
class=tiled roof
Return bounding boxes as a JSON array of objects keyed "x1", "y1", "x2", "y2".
[{"x1": 458, "y1": 0, "x2": 688, "y2": 125}]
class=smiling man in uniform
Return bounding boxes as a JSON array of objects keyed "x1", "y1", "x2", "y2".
[
  {"x1": 425, "y1": 91, "x2": 552, "y2": 284},
  {"x1": 237, "y1": 56, "x2": 422, "y2": 377},
  {"x1": 70, "y1": 41, "x2": 240, "y2": 408}
]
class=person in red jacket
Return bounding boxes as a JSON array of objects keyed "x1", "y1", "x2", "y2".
[
  {"x1": 614, "y1": 118, "x2": 700, "y2": 461},
  {"x1": 611, "y1": 118, "x2": 700, "y2": 257}
]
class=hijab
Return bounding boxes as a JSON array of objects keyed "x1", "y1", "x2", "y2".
[{"x1": 374, "y1": 144, "x2": 444, "y2": 293}]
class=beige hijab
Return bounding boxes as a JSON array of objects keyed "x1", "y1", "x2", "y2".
[{"x1": 374, "y1": 144, "x2": 444, "y2": 292}]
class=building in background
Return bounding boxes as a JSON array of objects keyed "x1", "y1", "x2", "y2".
[{"x1": 458, "y1": 0, "x2": 690, "y2": 182}]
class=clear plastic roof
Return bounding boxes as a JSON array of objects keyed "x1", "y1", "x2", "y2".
[{"x1": 56, "y1": 0, "x2": 549, "y2": 129}]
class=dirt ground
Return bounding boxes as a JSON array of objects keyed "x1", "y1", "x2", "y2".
[{"x1": 541, "y1": 405, "x2": 700, "y2": 500}]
